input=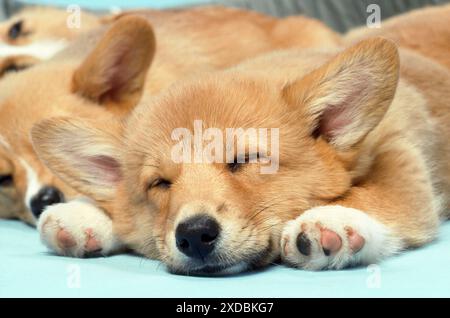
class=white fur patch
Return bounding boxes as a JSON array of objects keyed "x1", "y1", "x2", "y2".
[
  {"x1": 0, "y1": 39, "x2": 67, "y2": 60},
  {"x1": 19, "y1": 158, "x2": 42, "y2": 211},
  {"x1": 0, "y1": 134, "x2": 10, "y2": 150},
  {"x1": 217, "y1": 262, "x2": 248, "y2": 275},
  {"x1": 38, "y1": 197, "x2": 123, "y2": 257},
  {"x1": 281, "y1": 205, "x2": 403, "y2": 270}
]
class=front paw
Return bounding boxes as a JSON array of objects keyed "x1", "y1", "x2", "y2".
[
  {"x1": 37, "y1": 199, "x2": 122, "y2": 257},
  {"x1": 281, "y1": 205, "x2": 402, "y2": 270}
]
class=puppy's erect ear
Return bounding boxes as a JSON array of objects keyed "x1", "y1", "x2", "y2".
[
  {"x1": 283, "y1": 37, "x2": 399, "y2": 150},
  {"x1": 31, "y1": 117, "x2": 123, "y2": 202},
  {"x1": 72, "y1": 16, "x2": 156, "y2": 110}
]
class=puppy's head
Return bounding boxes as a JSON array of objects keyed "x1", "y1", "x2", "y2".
[
  {"x1": 0, "y1": 6, "x2": 100, "y2": 45},
  {"x1": 32, "y1": 38, "x2": 399, "y2": 274},
  {"x1": 0, "y1": 146, "x2": 28, "y2": 223},
  {"x1": 0, "y1": 7, "x2": 102, "y2": 78},
  {"x1": 0, "y1": 16, "x2": 155, "y2": 225}
]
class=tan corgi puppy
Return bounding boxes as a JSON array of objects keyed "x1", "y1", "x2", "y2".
[
  {"x1": 0, "y1": 146, "x2": 28, "y2": 223},
  {"x1": 0, "y1": 7, "x2": 341, "y2": 243},
  {"x1": 345, "y1": 4, "x2": 450, "y2": 70},
  {"x1": 0, "y1": 6, "x2": 101, "y2": 77},
  {"x1": 0, "y1": 7, "x2": 102, "y2": 217},
  {"x1": 33, "y1": 36, "x2": 450, "y2": 274},
  {"x1": 0, "y1": 15, "x2": 156, "y2": 228}
]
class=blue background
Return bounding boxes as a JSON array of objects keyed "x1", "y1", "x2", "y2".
[
  {"x1": 20, "y1": 0, "x2": 209, "y2": 9},
  {"x1": 1, "y1": 219, "x2": 449, "y2": 297}
]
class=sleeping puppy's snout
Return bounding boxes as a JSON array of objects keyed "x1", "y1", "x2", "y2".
[
  {"x1": 175, "y1": 214, "x2": 221, "y2": 260},
  {"x1": 30, "y1": 186, "x2": 64, "y2": 218}
]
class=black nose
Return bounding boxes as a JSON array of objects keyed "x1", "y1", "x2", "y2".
[
  {"x1": 30, "y1": 186, "x2": 64, "y2": 218},
  {"x1": 175, "y1": 215, "x2": 220, "y2": 260}
]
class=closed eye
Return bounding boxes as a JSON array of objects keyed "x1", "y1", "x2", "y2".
[
  {"x1": 2, "y1": 63, "x2": 31, "y2": 75},
  {"x1": 148, "y1": 178, "x2": 172, "y2": 190},
  {"x1": 8, "y1": 20, "x2": 24, "y2": 40},
  {"x1": 227, "y1": 153, "x2": 260, "y2": 173},
  {"x1": 227, "y1": 161, "x2": 243, "y2": 173}
]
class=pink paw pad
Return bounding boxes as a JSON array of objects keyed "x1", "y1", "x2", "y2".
[
  {"x1": 56, "y1": 229, "x2": 76, "y2": 249},
  {"x1": 320, "y1": 229, "x2": 342, "y2": 256},
  {"x1": 84, "y1": 228, "x2": 102, "y2": 253},
  {"x1": 346, "y1": 227, "x2": 365, "y2": 252}
]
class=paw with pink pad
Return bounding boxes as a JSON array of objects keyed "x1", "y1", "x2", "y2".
[
  {"x1": 55, "y1": 228, "x2": 102, "y2": 255},
  {"x1": 295, "y1": 225, "x2": 364, "y2": 258},
  {"x1": 37, "y1": 199, "x2": 123, "y2": 257},
  {"x1": 281, "y1": 205, "x2": 393, "y2": 270}
]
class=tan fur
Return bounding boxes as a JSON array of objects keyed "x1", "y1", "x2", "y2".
[
  {"x1": 0, "y1": 6, "x2": 100, "y2": 45},
  {"x1": 345, "y1": 4, "x2": 450, "y2": 70},
  {"x1": 32, "y1": 35, "x2": 450, "y2": 273},
  {"x1": 1, "y1": 7, "x2": 341, "y2": 225},
  {"x1": 0, "y1": 7, "x2": 101, "y2": 77},
  {"x1": 0, "y1": 55, "x2": 39, "y2": 77},
  {"x1": 71, "y1": 17, "x2": 156, "y2": 115},
  {"x1": 0, "y1": 146, "x2": 26, "y2": 222}
]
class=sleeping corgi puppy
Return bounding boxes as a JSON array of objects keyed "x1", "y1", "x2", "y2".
[
  {"x1": 0, "y1": 7, "x2": 341, "y2": 235},
  {"x1": 0, "y1": 7, "x2": 104, "y2": 219},
  {"x1": 33, "y1": 37, "x2": 450, "y2": 274},
  {"x1": 0, "y1": 146, "x2": 28, "y2": 223},
  {"x1": 0, "y1": 15, "x2": 156, "y2": 229},
  {"x1": 345, "y1": 3, "x2": 450, "y2": 70},
  {"x1": 0, "y1": 6, "x2": 101, "y2": 77}
]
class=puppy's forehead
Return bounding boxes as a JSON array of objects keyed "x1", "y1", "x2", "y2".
[
  {"x1": 124, "y1": 48, "x2": 340, "y2": 156},
  {"x1": 136, "y1": 77, "x2": 282, "y2": 129}
]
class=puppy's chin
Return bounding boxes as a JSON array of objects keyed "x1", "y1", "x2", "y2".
[
  {"x1": 167, "y1": 245, "x2": 274, "y2": 277},
  {"x1": 169, "y1": 262, "x2": 249, "y2": 277}
]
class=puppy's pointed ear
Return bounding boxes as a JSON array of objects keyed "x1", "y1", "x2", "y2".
[
  {"x1": 283, "y1": 37, "x2": 399, "y2": 150},
  {"x1": 31, "y1": 117, "x2": 123, "y2": 202},
  {"x1": 72, "y1": 16, "x2": 156, "y2": 110}
]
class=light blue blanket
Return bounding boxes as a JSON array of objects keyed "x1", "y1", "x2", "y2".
[{"x1": 1, "y1": 219, "x2": 449, "y2": 297}]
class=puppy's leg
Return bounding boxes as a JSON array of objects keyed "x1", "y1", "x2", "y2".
[
  {"x1": 281, "y1": 149, "x2": 441, "y2": 270},
  {"x1": 38, "y1": 198, "x2": 124, "y2": 257}
]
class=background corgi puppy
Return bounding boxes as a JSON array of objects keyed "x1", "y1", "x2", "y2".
[
  {"x1": 0, "y1": 15, "x2": 156, "y2": 228},
  {"x1": 0, "y1": 146, "x2": 27, "y2": 223},
  {"x1": 33, "y1": 37, "x2": 450, "y2": 274},
  {"x1": 0, "y1": 6, "x2": 101, "y2": 78},
  {"x1": 0, "y1": 55, "x2": 39, "y2": 78},
  {"x1": 0, "y1": 7, "x2": 103, "y2": 220},
  {"x1": 0, "y1": 7, "x2": 340, "y2": 242},
  {"x1": 345, "y1": 4, "x2": 450, "y2": 70}
]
